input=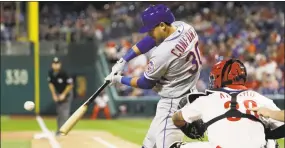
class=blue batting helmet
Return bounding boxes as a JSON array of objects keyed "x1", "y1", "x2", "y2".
[{"x1": 139, "y1": 4, "x2": 175, "y2": 33}]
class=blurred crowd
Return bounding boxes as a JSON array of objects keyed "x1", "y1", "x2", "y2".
[
  {"x1": 104, "y1": 2, "x2": 284, "y2": 96},
  {"x1": 1, "y1": 2, "x2": 284, "y2": 96},
  {"x1": 1, "y1": 1, "x2": 148, "y2": 42}
]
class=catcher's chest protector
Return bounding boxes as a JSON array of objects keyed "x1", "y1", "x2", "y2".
[{"x1": 204, "y1": 90, "x2": 266, "y2": 130}]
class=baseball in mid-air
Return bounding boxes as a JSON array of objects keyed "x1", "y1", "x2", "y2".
[{"x1": 24, "y1": 101, "x2": 35, "y2": 111}]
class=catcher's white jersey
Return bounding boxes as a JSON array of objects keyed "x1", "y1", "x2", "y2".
[
  {"x1": 144, "y1": 21, "x2": 201, "y2": 98},
  {"x1": 180, "y1": 87, "x2": 283, "y2": 148}
]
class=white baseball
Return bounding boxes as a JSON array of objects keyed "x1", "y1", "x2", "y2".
[{"x1": 24, "y1": 101, "x2": 35, "y2": 111}]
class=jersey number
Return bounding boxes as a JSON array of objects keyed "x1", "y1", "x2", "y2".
[
  {"x1": 186, "y1": 42, "x2": 202, "y2": 74},
  {"x1": 224, "y1": 100, "x2": 259, "y2": 121}
]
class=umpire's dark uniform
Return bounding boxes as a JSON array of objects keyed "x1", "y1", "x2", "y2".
[{"x1": 47, "y1": 57, "x2": 73, "y2": 135}]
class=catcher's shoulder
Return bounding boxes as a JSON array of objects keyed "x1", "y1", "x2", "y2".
[
  {"x1": 178, "y1": 91, "x2": 213, "y2": 109},
  {"x1": 187, "y1": 90, "x2": 214, "y2": 103}
]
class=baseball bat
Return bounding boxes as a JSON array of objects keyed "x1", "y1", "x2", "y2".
[{"x1": 59, "y1": 80, "x2": 110, "y2": 135}]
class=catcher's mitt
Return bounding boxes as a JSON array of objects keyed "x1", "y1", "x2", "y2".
[
  {"x1": 180, "y1": 119, "x2": 206, "y2": 140},
  {"x1": 169, "y1": 141, "x2": 186, "y2": 148}
]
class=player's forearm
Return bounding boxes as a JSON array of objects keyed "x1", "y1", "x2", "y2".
[
  {"x1": 269, "y1": 110, "x2": 284, "y2": 122},
  {"x1": 122, "y1": 36, "x2": 156, "y2": 62},
  {"x1": 119, "y1": 75, "x2": 156, "y2": 89},
  {"x1": 48, "y1": 83, "x2": 57, "y2": 95},
  {"x1": 62, "y1": 84, "x2": 73, "y2": 96}
]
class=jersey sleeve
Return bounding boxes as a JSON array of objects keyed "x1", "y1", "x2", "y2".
[
  {"x1": 47, "y1": 71, "x2": 52, "y2": 83},
  {"x1": 143, "y1": 53, "x2": 170, "y2": 80},
  {"x1": 135, "y1": 35, "x2": 156, "y2": 54},
  {"x1": 180, "y1": 97, "x2": 204, "y2": 123},
  {"x1": 265, "y1": 100, "x2": 281, "y2": 111},
  {"x1": 47, "y1": 76, "x2": 51, "y2": 83},
  {"x1": 64, "y1": 71, "x2": 73, "y2": 84},
  {"x1": 66, "y1": 75, "x2": 73, "y2": 84}
]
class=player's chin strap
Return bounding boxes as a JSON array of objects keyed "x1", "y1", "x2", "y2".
[{"x1": 203, "y1": 91, "x2": 266, "y2": 133}]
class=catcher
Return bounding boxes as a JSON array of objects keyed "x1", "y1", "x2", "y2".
[{"x1": 170, "y1": 59, "x2": 284, "y2": 148}]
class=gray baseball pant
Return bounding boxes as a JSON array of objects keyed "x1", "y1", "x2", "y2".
[{"x1": 56, "y1": 92, "x2": 72, "y2": 132}]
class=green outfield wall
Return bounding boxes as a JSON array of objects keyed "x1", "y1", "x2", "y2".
[{"x1": 0, "y1": 41, "x2": 118, "y2": 117}]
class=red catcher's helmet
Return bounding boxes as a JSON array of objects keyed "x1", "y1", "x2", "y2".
[{"x1": 209, "y1": 59, "x2": 247, "y2": 89}]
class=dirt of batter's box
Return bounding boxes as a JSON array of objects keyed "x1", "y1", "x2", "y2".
[
  {"x1": 32, "y1": 139, "x2": 51, "y2": 148},
  {"x1": 1, "y1": 131, "x2": 37, "y2": 140}
]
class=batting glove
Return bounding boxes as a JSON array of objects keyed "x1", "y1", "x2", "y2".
[
  {"x1": 111, "y1": 58, "x2": 127, "y2": 74},
  {"x1": 105, "y1": 72, "x2": 123, "y2": 86}
]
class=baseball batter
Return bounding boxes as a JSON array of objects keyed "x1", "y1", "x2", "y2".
[
  {"x1": 171, "y1": 59, "x2": 284, "y2": 148},
  {"x1": 105, "y1": 4, "x2": 202, "y2": 148}
]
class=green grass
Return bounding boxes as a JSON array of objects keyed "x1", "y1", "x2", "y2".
[
  {"x1": 39, "y1": 118, "x2": 153, "y2": 144},
  {"x1": 279, "y1": 140, "x2": 284, "y2": 148},
  {"x1": 1, "y1": 118, "x2": 39, "y2": 131},
  {"x1": 1, "y1": 116, "x2": 284, "y2": 148},
  {"x1": 1, "y1": 140, "x2": 30, "y2": 148}
]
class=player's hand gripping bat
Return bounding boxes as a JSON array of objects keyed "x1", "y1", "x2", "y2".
[{"x1": 59, "y1": 80, "x2": 110, "y2": 135}]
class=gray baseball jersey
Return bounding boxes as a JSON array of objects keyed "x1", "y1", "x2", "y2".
[
  {"x1": 144, "y1": 21, "x2": 202, "y2": 98},
  {"x1": 142, "y1": 21, "x2": 202, "y2": 148}
]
